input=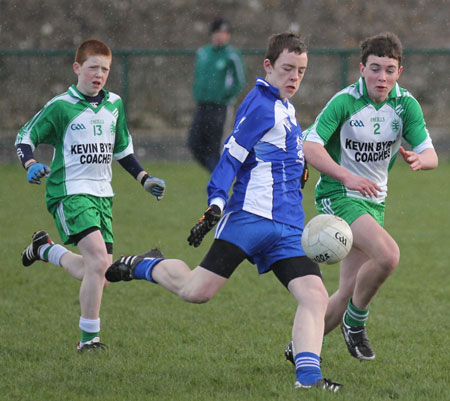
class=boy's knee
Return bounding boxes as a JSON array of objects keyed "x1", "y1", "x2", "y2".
[
  {"x1": 86, "y1": 252, "x2": 110, "y2": 276},
  {"x1": 180, "y1": 288, "x2": 212, "y2": 304},
  {"x1": 292, "y1": 278, "x2": 328, "y2": 313},
  {"x1": 379, "y1": 245, "x2": 400, "y2": 275}
]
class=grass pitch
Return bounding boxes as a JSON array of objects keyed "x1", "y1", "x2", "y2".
[{"x1": 0, "y1": 160, "x2": 448, "y2": 401}]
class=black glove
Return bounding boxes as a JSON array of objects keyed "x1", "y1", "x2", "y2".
[
  {"x1": 187, "y1": 205, "x2": 221, "y2": 247},
  {"x1": 300, "y1": 161, "x2": 309, "y2": 189}
]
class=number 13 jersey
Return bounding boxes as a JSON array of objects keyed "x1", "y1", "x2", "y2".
[{"x1": 16, "y1": 85, "x2": 134, "y2": 206}]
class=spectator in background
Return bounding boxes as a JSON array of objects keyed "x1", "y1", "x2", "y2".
[{"x1": 188, "y1": 17, "x2": 247, "y2": 172}]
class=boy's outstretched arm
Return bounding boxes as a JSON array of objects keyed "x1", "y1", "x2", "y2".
[{"x1": 399, "y1": 146, "x2": 438, "y2": 171}]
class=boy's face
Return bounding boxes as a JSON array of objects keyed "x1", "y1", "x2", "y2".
[
  {"x1": 360, "y1": 55, "x2": 403, "y2": 104},
  {"x1": 264, "y1": 49, "x2": 308, "y2": 101},
  {"x1": 73, "y1": 55, "x2": 111, "y2": 97}
]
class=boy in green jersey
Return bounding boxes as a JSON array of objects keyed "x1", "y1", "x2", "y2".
[
  {"x1": 302, "y1": 32, "x2": 438, "y2": 361},
  {"x1": 15, "y1": 39, "x2": 166, "y2": 351}
]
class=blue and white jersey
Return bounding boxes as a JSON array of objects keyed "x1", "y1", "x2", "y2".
[{"x1": 207, "y1": 78, "x2": 306, "y2": 229}]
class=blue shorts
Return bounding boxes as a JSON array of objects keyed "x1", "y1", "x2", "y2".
[{"x1": 214, "y1": 210, "x2": 306, "y2": 274}]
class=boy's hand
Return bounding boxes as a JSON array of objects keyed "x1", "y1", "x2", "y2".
[
  {"x1": 187, "y1": 205, "x2": 221, "y2": 247},
  {"x1": 142, "y1": 175, "x2": 166, "y2": 200},
  {"x1": 26, "y1": 162, "x2": 50, "y2": 184},
  {"x1": 399, "y1": 146, "x2": 422, "y2": 171}
]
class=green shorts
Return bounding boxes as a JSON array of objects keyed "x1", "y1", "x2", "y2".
[
  {"x1": 50, "y1": 194, "x2": 114, "y2": 245},
  {"x1": 316, "y1": 196, "x2": 385, "y2": 227}
]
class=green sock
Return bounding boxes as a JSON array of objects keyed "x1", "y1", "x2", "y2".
[
  {"x1": 42, "y1": 244, "x2": 53, "y2": 261},
  {"x1": 344, "y1": 297, "x2": 369, "y2": 327},
  {"x1": 81, "y1": 330, "x2": 99, "y2": 343}
]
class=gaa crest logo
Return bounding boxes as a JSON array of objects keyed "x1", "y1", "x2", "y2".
[
  {"x1": 391, "y1": 120, "x2": 400, "y2": 132},
  {"x1": 110, "y1": 121, "x2": 116, "y2": 135}
]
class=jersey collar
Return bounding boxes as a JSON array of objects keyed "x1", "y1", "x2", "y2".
[
  {"x1": 357, "y1": 77, "x2": 401, "y2": 105},
  {"x1": 256, "y1": 77, "x2": 289, "y2": 106},
  {"x1": 68, "y1": 85, "x2": 109, "y2": 103}
]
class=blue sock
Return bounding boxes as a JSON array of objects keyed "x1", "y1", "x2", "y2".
[
  {"x1": 132, "y1": 257, "x2": 163, "y2": 282},
  {"x1": 295, "y1": 352, "x2": 322, "y2": 386}
]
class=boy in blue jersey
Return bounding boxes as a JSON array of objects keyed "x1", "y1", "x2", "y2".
[{"x1": 106, "y1": 32, "x2": 341, "y2": 392}]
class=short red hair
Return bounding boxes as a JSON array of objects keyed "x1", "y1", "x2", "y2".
[{"x1": 75, "y1": 39, "x2": 112, "y2": 65}]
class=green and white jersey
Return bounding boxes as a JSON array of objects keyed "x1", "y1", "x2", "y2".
[
  {"x1": 304, "y1": 77, "x2": 434, "y2": 203},
  {"x1": 16, "y1": 85, "x2": 133, "y2": 208}
]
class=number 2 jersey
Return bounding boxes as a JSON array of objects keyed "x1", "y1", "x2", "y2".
[
  {"x1": 207, "y1": 78, "x2": 307, "y2": 229},
  {"x1": 304, "y1": 77, "x2": 434, "y2": 203},
  {"x1": 15, "y1": 85, "x2": 134, "y2": 208}
]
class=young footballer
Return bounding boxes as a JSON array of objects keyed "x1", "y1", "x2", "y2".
[
  {"x1": 15, "y1": 39, "x2": 166, "y2": 351},
  {"x1": 287, "y1": 32, "x2": 438, "y2": 362},
  {"x1": 106, "y1": 32, "x2": 341, "y2": 392}
]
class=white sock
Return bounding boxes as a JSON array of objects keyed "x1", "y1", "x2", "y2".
[
  {"x1": 39, "y1": 244, "x2": 69, "y2": 266},
  {"x1": 79, "y1": 317, "x2": 101, "y2": 333}
]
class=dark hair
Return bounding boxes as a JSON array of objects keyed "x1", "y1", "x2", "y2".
[
  {"x1": 360, "y1": 32, "x2": 403, "y2": 66},
  {"x1": 210, "y1": 18, "x2": 231, "y2": 34},
  {"x1": 265, "y1": 32, "x2": 307, "y2": 66},
  {"x1": 75, "y1": 39, "x2": 112, "y2": 65}
]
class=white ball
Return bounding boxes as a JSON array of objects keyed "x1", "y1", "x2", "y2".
[{"x1": 302, "y1": 214, "x2": 353, "y2": 265}]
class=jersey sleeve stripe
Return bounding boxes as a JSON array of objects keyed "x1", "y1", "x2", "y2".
[
  {"x1": 225, "y1": 135, "x2": 249, "y2": 163},
  {"x1": 229, "y1": 53, "x2": 246, "y2": 87},
  {"x1": 304, "y1": 131, "x2": 325, "y2": 145},
  {"x1": 113, "y1": 139, "x2": 134, "y2": 160},
  {"x1": 412, "y1": 130, "x2": 434, "y2": 154}
]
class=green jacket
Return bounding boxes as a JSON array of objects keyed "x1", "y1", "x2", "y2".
[{"x1": 193, "y1": 43, "x2": 246, "y2": 105}]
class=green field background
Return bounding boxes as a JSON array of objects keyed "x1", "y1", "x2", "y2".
[{"x1": 0, "y1": 161, "x2": 448, "y2": 401}]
